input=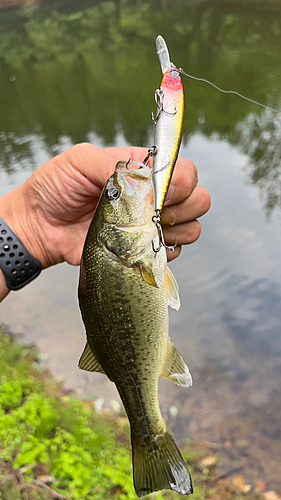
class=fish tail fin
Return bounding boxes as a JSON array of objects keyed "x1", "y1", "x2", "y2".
[{"x1": 132, "y1": 430, "x2": 193, "y2": 497}]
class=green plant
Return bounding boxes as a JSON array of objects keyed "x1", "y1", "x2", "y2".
[{"x1": 0, "y1": 329, "x2": 137, "y2": 499}]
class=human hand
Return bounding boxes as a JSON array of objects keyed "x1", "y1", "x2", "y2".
[{"x1": 0, "y1": 143, "x2": 210, "y2": 271}]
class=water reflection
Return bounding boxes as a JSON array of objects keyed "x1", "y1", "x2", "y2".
[
  {"x1": 221, "y1": 274, "x2": 281, "y2": 358},
  {"x1": 235, "y1": 111, "x2": 281, "y2": 217},
  {"x1": 0, "y1": 132, "x2": 36, "y2": 174},
  {"x1": 1, "y1": 0, "x2": 281, "y2": 202},
  {"x1": 1, "y1": 0, "x2": 281, "y2": 492}
]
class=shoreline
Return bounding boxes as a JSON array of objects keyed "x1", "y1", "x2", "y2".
[{"x1": 0, "y1": 326, "x2": 280, "y2": 500}]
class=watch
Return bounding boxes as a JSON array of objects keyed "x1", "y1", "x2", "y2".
[{"x1": 0, "y1": 217, "x2": 42, "y2": 290}]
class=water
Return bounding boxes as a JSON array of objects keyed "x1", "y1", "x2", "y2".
[{"x1": 1, "y1": 0, "x2": 281, "y2": 491}]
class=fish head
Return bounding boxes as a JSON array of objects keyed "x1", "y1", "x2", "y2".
[
  {"x1": 96, "y1": 160, "x2": 156, "y2": 259},
  {"x1": 100, "y1": 160, "x2": 154, "y2": 227}
]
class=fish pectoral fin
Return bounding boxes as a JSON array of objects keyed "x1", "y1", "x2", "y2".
[
  {"x1": 160, "y1": 338, "x2": 192, "y2": 388},
  {"x1": 164, "y1": 265, "x2": 180, "y2": 310},
  {"x1": 78, "y1": 341, "x2": 106, "y2": 375},
  {"x1": 138, "y1": 263, "x2": 158, "y2": 288}
]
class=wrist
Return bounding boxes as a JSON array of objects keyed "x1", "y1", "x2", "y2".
[
  {"x1": 1, "y1": 185, "x2": 45, "y2": 265},
  {"x1": 0, "y1": 185, "x2": 46, "y2": 270},
  {"x1": 0, "y1": 215, "x2": 42, "y2": 290},
  {"x1": 0, "y1": 267, "x2": 10, "y2": 302}
]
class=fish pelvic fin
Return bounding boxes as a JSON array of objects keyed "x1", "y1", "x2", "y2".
[
  {"x1": 161, "y1": 337, "x2": 192, "y2": 388},
  {"x1": 78, "y1": 341, "x2": 106, "y2": 375},
  {"x1": 164, "y1": 265, "x2": 180, "y2": 310},
  {"x1": 138, "y1": 263, "x2": 158, "y2": 288},
  {"x1": 132, "y1": 430, "x2": 193, "y2": 497}
]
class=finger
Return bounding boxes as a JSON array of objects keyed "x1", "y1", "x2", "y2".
[
  {"x1": 62, "y1": 143, "x2": 119, "y2": 188},
  {"x1": 164, "y1": 158, "x2": 198, "y2": 207},
  {"x1": 161, "y1": 185, "x2": 211, "y2": 226},
  {"x1": 67, "y1": 145, "x2": 150, "y2": 188},
  {"x1": 167, "y1": 245, "x2": 181, "y2": 262},
  {"x1": 104, "y1": 146, "x2": 149, "y2": 164},
  {"x1": 163, "y1": 220, "x2": 201, "y2": 247}
]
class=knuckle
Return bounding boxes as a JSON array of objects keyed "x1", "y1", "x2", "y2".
[
  {"x1": 167, "y1": 245, "x2": 181, "y2": 262},
  {"x1": 203, "y1": 189, "x2": 211, "y2": 213},
  {"x1": 187, "y1": 159, "x2": 198, "y2": 184},
  {"x1": 190, "y1": 220, "x2": 201, "y2": 241},
  {"x1": 197, "y1": 186, "x2": 211, "y2": 215},
  {"x1": 185, "y1": 161, "x2": 198, "y2": 191},
  {"x1": 175, "y1": 158, "x2": 198, "y2": 196}
]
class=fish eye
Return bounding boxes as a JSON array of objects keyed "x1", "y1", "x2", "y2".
[
  {"x1": 170, "y1": 69, "x2": 179, "y2": 78},
  {"x1": 106, "y1": 186, "x2": 120, "y2": 201}
]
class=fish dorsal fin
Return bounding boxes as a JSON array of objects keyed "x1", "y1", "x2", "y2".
[
  {"x1": 78, "y1": 341, "x2": 106, "y2": 375},
  {"x1": 160, "y1": 337, "x2": 192, "y2": 388},
  {"x1": 139, "y1": 263, "x2": 158, "y2": 288},
  {"x1": 164, "y1": 265, "x2": 180, "y2": 310}
]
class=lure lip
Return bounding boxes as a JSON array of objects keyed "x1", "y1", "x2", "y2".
[{"x1": 156, "y1": 35, "x2": 173, "y2": 75}]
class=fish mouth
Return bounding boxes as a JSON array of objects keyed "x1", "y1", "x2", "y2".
[{"x1": 116, "y1": 160, "x2": 152, "y2": 180}]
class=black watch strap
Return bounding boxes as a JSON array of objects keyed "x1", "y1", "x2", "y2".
[{"x1": 0, "y1": 217, "x2": 42, "y2": 291}]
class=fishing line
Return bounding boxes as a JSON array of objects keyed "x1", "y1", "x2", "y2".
[{"x1": 179, "y1": 68, "x2": 281, "y2": 116}]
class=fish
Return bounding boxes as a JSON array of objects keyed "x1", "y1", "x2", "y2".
[
  {"x1": 152, "y1": 35, "x2": 185, "y2": 214},
  {"x1": 78, "y1": 160, "x2": 193, "y2": 497}
]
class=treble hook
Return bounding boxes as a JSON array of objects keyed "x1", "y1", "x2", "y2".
[
  {"x1": 152, "y1": 210, "x2": 177, "y2": 253},
  {"x1": 143, "y1": 145, "x2": 158, "y2": 165},
  {"x1": 125, "y1": 158, "x2": 131, "y2": 169},
  {"x1": 152, "y1": 88, "x2": 177, "y2": 123}
]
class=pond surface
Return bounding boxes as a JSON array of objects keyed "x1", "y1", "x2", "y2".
[{"x1": 1, "y1": 0, "x2": 281, "y2": 492}]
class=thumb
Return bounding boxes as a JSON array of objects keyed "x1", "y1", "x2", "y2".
[{"x1": 63, "y1": 143, "x2": 118, "y2": 188}]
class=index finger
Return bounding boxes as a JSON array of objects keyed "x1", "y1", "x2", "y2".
[{"x1": 104, "y1": 146, "x2": 148, "y2": 165}]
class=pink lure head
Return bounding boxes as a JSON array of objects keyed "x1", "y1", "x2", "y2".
[{"x1": 161, "y1": 67, "x2": 183, "y2": 91}]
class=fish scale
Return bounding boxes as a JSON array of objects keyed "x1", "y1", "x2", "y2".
[{"x1": 81, "y1": 245, "x2": 167, "y2": 413}]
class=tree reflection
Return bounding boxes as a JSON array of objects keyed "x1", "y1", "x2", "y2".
[
  {"x1": 235, "y1": 111, "x2": 281, "y2": 217},
  {"x1": 0, "y1": 0, "x2": 281, "y2": 215},
  {"x1": 0, "y1": 132, "x2": 35, "y2": 175}
]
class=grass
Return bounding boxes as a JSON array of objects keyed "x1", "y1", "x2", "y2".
[{"x1": 0, "y1": 326, "x2": 265, "y2": 500}]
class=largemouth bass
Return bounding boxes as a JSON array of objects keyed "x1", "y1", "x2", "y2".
[{"x1": 78, "y1": 160, "x2": 193, "y2": 497}]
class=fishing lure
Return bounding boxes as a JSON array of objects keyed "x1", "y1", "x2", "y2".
[
  {"x1": 146, "y1": 35, "x2": 279, "y2": 253},
  {"x1": 146, "y1": 35, "x2": 185, "y2": 253}
]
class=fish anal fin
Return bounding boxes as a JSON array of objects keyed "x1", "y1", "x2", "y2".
[
  {"x1": 78, "y1": 341, "x2": 106, "y2": 375},
  {"x1": 160, "y1": 338, "x2": 192, "y2": 388},
  {"x1": 138, "y1": 263, "x2": 158, "y2": 288},
  {"x1": 164, "y1": 265, "x2": 180, "y2": 310}
]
